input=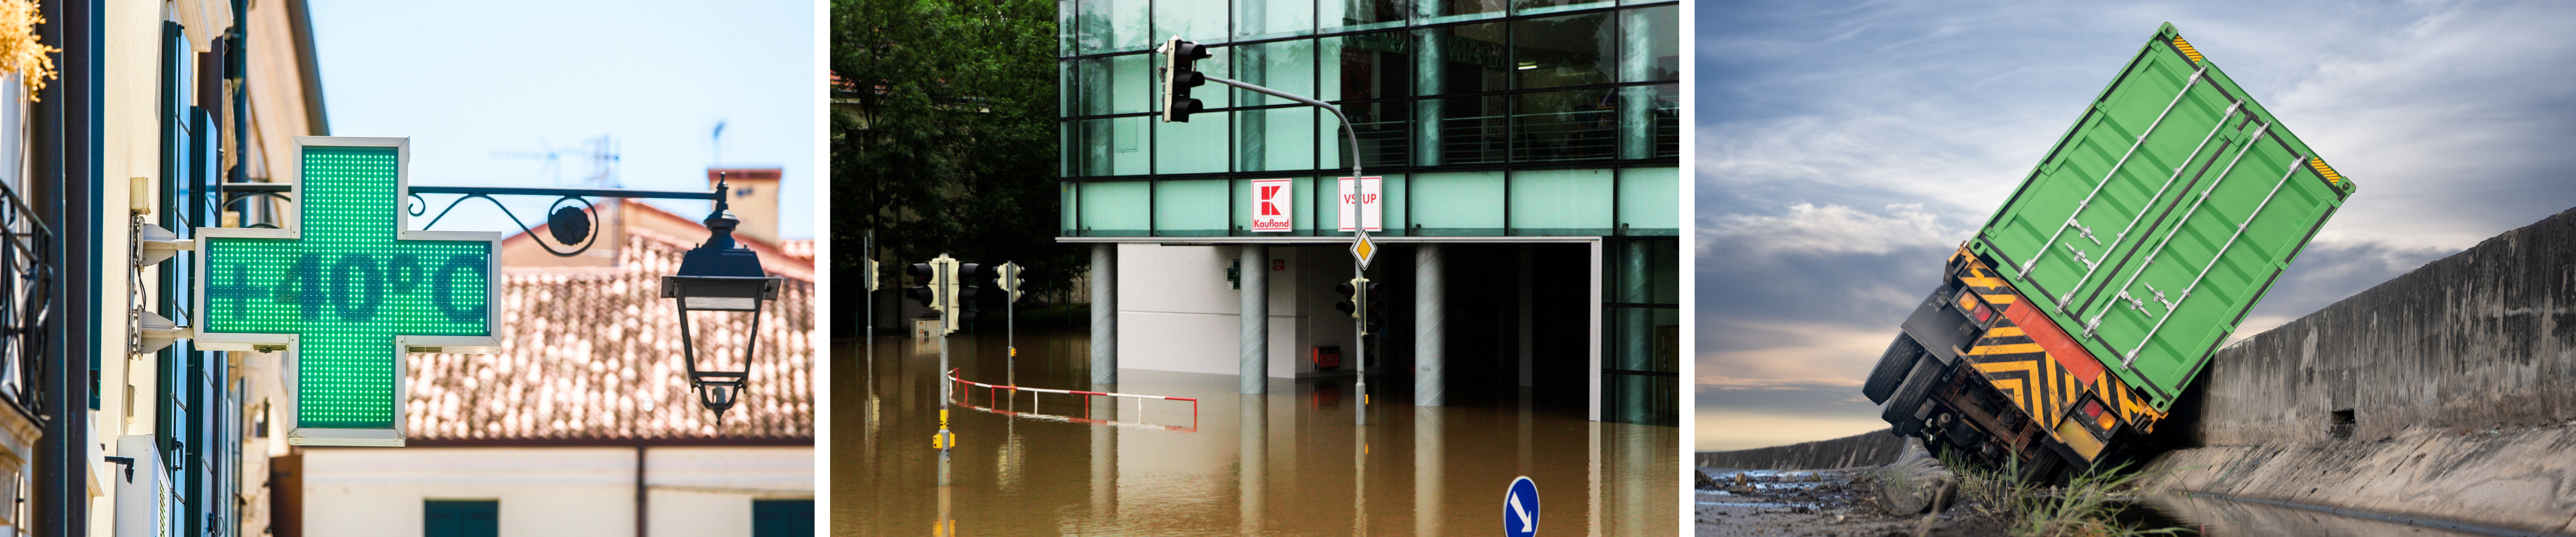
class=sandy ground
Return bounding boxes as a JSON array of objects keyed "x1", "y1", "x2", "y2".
[{"x1": 1693, "y1": 468, "x2": 2004, "y2": 537}]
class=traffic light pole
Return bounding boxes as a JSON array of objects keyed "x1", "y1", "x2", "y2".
[
  {"x1": 865, "y1": 233, "x2": 875, "y2": 378},
  {"x1": 1174, "y1": 44, "x2": 1373, "y2": 426},
  {"x1": 1196, "y1": 73, "x2": 1373, "y2": 427}
]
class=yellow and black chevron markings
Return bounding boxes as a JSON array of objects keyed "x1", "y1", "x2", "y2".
[
  {"x1": 2172, "y1": 36, "x2": 2204, "y2": 63},
  {"x1": 1967, "y1": 321, "x2": 2086, "y2": 441},
  {"x1": 1947, "y1": 248, "x2": 2168, "y2": 459}
]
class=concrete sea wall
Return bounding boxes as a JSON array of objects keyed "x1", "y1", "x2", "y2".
[
  {"x1": 2172, "y1": 206, "x2": 2576, "y2": 445},
  {"x1": 2140, "y1": 206, "x2": 2576, "y2": 535},
  {"x1": 1695, "y1": 429, "x2": 1903, "y2": 471}
]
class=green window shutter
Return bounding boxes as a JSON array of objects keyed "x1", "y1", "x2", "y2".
[
  {"x1": 424, "y1": 500, "x2": 499, "y2": 537},
  {"x1": 751, "y1": 499, "x2": 816, "y2": 537}
]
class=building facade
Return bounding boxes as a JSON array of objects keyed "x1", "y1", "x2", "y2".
[
  {"x1": 296, "y1": 193, "x2": 817, "y2": 537},
  {"x1": 1059, "y1": 0, "x2": 1680, "y2": 424}
]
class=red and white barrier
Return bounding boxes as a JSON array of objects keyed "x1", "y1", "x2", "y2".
[{"x1": 946, "y1": 369, "x2": 1200, "y2": 432}]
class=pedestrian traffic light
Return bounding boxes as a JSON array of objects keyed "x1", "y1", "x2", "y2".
[
  {"x1": 905, "y1": 261, "x2": 943, "y2": 314},
  {"x1": 996, "y1": 262, "x2": 1026, "y2": 303},
  {"x1": 1162, "y1": 38, "x2": 1210, "y2": 122}
]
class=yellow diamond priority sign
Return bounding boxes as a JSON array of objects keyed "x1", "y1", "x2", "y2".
[{"x1": 1350, "y1": 234, "x2": 1378, "y2": 269}]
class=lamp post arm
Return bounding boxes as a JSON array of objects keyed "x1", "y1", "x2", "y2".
[{"x1": 1202, "y1": 74, "x2": 1364, "y2": 179}]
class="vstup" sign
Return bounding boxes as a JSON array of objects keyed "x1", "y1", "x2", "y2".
[
  {"x1": 194, "y1": 137, "x2": 500, "y2": 447},
  {"x1": 1336, "y1": 176, "x2": 1382, "y2": 232}
]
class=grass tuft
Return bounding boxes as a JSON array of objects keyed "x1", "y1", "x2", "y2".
[{"x1": 1937, "y1": 450, "x2": 2186, "y2": 537}]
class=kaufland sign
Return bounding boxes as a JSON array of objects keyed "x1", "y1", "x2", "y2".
[{"x1": 1250, "y1": 178, "x2": 1292, "y2": 232}]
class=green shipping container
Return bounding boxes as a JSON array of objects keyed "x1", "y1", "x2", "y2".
[{"x1": 1968, "y1": 23, "x2": 2355, "y2": 411}]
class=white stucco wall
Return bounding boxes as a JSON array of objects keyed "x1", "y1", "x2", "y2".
[
  {"x1": 1113, "y1": 244, "x2": 1312, "y2": 378},
  {"x1": 301, "y1": 446, "x2": 812, "y2": 537}
]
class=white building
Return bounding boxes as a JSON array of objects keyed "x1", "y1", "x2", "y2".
[{"x1": 291, "y1": 190, "x2": 817, "y2": 537}]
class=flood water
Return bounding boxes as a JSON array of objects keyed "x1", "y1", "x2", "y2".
[
  {"x1": 2138, "y1": 493, "x2": 2497, "y2": 536},
  {"x1": 832, "y1": 328, "x2": 1679, "y2": 536}
]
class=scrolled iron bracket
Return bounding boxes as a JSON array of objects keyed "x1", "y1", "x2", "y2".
[{"x1": 411, "y1": 192, "x2": 602, "y2": 257}]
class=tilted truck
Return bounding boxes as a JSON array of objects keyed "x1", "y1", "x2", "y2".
[{"x1": 1864, "y1": 23, "x2": 2358, "y2": 482}]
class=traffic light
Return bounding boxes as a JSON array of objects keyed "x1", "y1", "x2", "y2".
[
  {"x1": 1162, "y1": 38, "x2": 1210, "y2": 122},
  {"x1": 904, "y1": 261, "x2": 943, "y2": 313},
  {"x1": 1365, "y1": 281, "x2": 1389, "y2": 335},
  {"x1": 952, "y1": 263, "x2": 984, "y2": 333},
  {"x1": 996, "y1": 262, "x2": 1026, "y2": 303},
  {"x1": 863, "y1": 258, "x2": 881, "y2": 292},
  {"x1": 1335, "y1": 278, "x2": 1366, "y2": 319}
]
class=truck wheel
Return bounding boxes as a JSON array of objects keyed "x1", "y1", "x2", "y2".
[
  {"x1": 1883, "y1": 357, "x2": 1943, "y2": 436},
  {"x1": 1863, "y1": 334, "x2": 1924, "y2": 404}
]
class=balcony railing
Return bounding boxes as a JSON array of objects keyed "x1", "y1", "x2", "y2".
[{"x1": 0, "y1": 180, "x2": 52, "y2": 418}]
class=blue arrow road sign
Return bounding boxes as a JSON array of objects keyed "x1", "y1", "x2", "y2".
[{"x1": 1504, "y1": 476, "x2": 1540, "y2": 536}]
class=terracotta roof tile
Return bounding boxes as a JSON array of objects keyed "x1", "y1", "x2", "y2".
[{"x1": 406, "y1": 229, "x2": 813, "y2": 441}]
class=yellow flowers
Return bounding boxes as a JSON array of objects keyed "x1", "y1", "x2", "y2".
[{"x1": 0, "y1": 0, "x2": 55, "y2": 100}]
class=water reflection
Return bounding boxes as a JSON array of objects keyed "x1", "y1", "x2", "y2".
[
  {"x1": 2141, "y1": 493, "x2": 2492, "y2": 537},
  {"x1": 832, "y1": 329, "x2": 1677, "y2": 536}
]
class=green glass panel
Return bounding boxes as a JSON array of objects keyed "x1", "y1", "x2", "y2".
[
  {"x1": 1076, "y1": 181, "x2": 1151, "y2": 234},
  {"x1": 1153, "y1": 179, "x2": 1231, "y2": 234},
  {"x1": 1237, "y1": 107, "x2": 1315, "y2": 172},
  {"x1": 1506, "y1": 168, "x2": 1611, "y2": 233},
  {"x1": 1153, "y1": 0, "x2": 1230, "y2": 48},
  {"x1": 1407, "y1": 171, "x2": 1501, "y2": 232},
  {"x1": 1616, "y1": 167, "x2": 1679, "y2": 232},
  {"x1": 1155, "y1": 113, "x2": 1231, "y2": 174},
  {"x1": 203, "y1": 146, "x2": 493, "y2": 433}
]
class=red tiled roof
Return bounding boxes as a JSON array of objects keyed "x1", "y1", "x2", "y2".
[
  {"x1": 406, "y1": 229, "x2": 813, "y2": 441},
  {"x1": 779, "y1": 239, "x2": 815, "y2": 261}
]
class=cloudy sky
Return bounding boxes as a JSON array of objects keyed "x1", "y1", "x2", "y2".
[
  {"x1": 1694, "y1": 0, "x2": 2576, "y2": 451},
  {"x1": 312, "y1": 0, "x2": 816, "y2": 240}
]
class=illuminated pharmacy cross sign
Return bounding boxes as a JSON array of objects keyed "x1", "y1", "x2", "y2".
[{"x1": 194, "y1": 137, "x2": 500, "y2": 448}]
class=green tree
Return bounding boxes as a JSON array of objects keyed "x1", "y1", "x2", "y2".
[{"x1": 833, "y1": 0, "x2": 1075, "y2": 332}]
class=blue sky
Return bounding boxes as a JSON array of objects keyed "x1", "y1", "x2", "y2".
[
  {"x1": 1695, "y1": 0, "x2": 2576, "y2": 450},
  {"x1": 309, "y1": 0, "x2": 816, "y2": 240}
]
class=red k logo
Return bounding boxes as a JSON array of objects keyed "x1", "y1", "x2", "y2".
[{"x1": 1258, "y1": 186, "x2": 1284, "y2": 215}]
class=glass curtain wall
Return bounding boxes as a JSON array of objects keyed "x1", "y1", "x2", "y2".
[
  {"x1": 1603, "y1": 237, "x2": 1678, "y2": 425},
  {"x1": 1061, "y1": 0, "x2": 1678, "y2": 181}
]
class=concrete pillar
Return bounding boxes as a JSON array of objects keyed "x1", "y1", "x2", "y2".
[
  {"x1": 1412, "y1": 0, "x2": 1445, "y2": 167},
  {"x1": 1240, "y1": 245, "x2": 1269, "y2": 394},
  {"x1": 1089, "y1": 391, "x2": 1119, "y2": 521},
  {"x1": 1414, "y1": 406, "x2": 1445, "y2": 536},
  {"x1": 1238, "y1": 394, "x2": 1268, "y2": 535},
  {"x1": 1414, "y1": 243, "x2": 1445, "y2": 407},
  {"x1": 1618, "y1": 10, "x2": 1659, "y2": 160},
  {"x1": 1091, "y1": 243, "x2": 1118, "y2": 385},
  {"x1": 1518, "y1": 244, "x2": 1534, "y2": 387}
]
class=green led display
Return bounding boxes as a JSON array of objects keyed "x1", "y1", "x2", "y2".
[{"x1": 200, "y1": 144, "x2": 493, "y2": 431}]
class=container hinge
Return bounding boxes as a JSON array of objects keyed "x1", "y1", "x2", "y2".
[{"x1": 2144, "y1": 282, "x2": 2174, "y2": 310}]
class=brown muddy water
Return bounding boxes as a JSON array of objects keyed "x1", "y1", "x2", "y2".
[
  {"x1": 833, "y1": 329, "x2": 1678, "y2": 536},
  {"x1": 2138, "y1": 493, "x2": 2500, "y2": 537}
]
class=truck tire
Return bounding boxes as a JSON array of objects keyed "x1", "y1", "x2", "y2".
[
  {"x1": 1863, "y1": 334, "x2": 1925, "y2": 404},
  {"x1": 1883, "y1": 357, "x2": 1944, "y2": 436}
]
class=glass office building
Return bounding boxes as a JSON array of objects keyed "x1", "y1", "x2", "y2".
[{"x1": 1058, "y1": 0, "x2": 1679, "y2": 425}]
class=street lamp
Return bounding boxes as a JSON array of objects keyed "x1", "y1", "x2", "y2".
[{"x1": 660, "y1": 176, "x2": 784, "y2": 424}]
